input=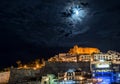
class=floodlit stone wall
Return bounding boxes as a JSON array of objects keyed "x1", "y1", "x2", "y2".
[{"x1": 0, "y1": 71, "x2": 10, "y2": 84}]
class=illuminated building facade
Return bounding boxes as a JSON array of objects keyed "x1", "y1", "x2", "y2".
[
  {"x1": 6, "y1": 45, "x2": 120, "y2": 84},
  {"x1": 48, "y1": 45, "x2": 120, "y2": 81},
  {"x1": 93, "y1": 53, "x2": 118, "y2": 61},
  {"x1": 91, "y1": 51, "x2": 120, "y2": 78},
  {"x1": 91, "y1": 61, "x2": 113, "y2": 77},
  {"x1": 48, "y1": 45, "x2": 120, "y2": 63},
  {"x1": 58, "y1": 69, "x2": 90, "y2": 81},
  {"x1": 79, "y1": 55, "x2": 91, "y2": 61},
  {"x1": 69, "y1": 45, "x2": 100, "y2": 55},
  {"x1": 41, "y1": 69, "x2": 93, "y2": 84}
]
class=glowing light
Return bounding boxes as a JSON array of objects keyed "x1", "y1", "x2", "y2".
[
  {"x1": 36, "y1": 64, "x2": 40, "y2": 68},
  {"x1": 100, "y1": 60, "x2": 104, "y2": 62},
  {"x1": 16, "y1": 59, "x2": 45, "y2": 70},
  {"x1": 97, "y1": 78, "x2": 103, "y2": 82},
  {"x1": 45, "y1": 78, "x2": 49, "y2": 81},
  {"x1": 68, "y1": 5, "x2": 88, "y2": 23},
  {"x1": 64, "y1": 78, "x2": 67, "y2": 80},
  {"x1": 96, "y1": 63, "x2": 110, "y2": 68},
  {"x1": 118, "y1": 74, "x2": 120, "y2": 77},
  {"x1": 23, "y1": 65, "x2": 27, "y2": 69},
  {"x1": 74, "y1": 8, "x2": 79, "y2": 15},
  {"x1": 79, "y1": 76, "x2": 85, "y2": 80},
  {"x1": 95, "y1": 77, "x2": 113, "y2": 84}
]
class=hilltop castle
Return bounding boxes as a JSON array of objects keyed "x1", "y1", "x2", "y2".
[
  {"x1": 48, "y1": 45, "x2": 120, "y2": 62},
  {"x1": 7, "y1": 45, "x2": 120, "y2": 84}
]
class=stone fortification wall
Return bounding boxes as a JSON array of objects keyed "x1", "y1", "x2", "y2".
[
  {"x1": 43, "y1": 62, "x2": 90, "y2": 75},
  {"x1": 0, "y1": 71, "x2": 10, "y2": 84},
  {"x1": 8, "y1": 68, "x2": 40, "y2": 84},
  {"x1": 9, "y1": 62, "x2": 90, "y2": 84}
]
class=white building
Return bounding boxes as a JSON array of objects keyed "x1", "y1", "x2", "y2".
[
  {"x1": 48, "y1": 50, "x2": 120, "y2": 62},
  {"x1": 93, "y1": 53, "x2": 118, "y2": 61},
  {"x1": 79, "y1": 55, "x2": 91, "y2": 61}
]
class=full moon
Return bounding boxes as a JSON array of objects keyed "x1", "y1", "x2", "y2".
[
  {"x1": 71, "y1": 5, "x2": 88, "y2": 23},
  {"x1": 74, "y1": 9, "x2": 79, "y2": 15}
]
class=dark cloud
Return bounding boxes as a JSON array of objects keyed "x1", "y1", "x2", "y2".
[
  {"x1": 0, "y1": 0, "x2": 120, "y2": 68},
  {"x1": 0, "y1": 0, "x2": 120, "y2": 46}
]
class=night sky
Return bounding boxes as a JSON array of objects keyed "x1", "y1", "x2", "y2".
[{"x1": 0, "y1": 0, "x2": 120, "y2": 69}]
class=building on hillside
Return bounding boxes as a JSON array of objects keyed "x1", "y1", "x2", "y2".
[
  {"x1": 91, "y1": 51, "x2": 120, "y2": 77},
  {"x1": 48, "y1": 45, "x2": 120, "y2": 62},
  {"x1": 93, "y1": 53, "x2": 118, "y2": 61},
  {"x1": 58, "y1": 69, "x2": 87, "y2": 81},
  {"x1": 40, "y1": 68, "x2": 103, "y2": 84},
  {"x1": 69, "y1": 45, "x2": 100, "y2": 55}
]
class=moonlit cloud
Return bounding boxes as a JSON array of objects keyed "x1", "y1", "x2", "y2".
[
  {"x1": 63, "y1": 2, "x2": 88, "y2": 25},
  {"x1": 69, "y1": 5, "x2": 88, "y2": 23}
]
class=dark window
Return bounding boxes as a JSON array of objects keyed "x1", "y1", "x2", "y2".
[{"x1": 44, "y1": 81, "x2": 47, "y2": 84}]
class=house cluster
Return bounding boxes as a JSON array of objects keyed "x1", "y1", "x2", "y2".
[{"x1": 48, "y1": 45, "x2": 120, "y2": 62}]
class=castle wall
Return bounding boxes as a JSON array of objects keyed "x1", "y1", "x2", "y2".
[
  {"x1": 9, "y1": 62, "x2": 90, "y2": 84},
  {"x1": 8, "y1": 68, "x2": 40, "y2": 84},
  {"x1": 0, "y1": 71, "x2": 10, "y2": 84}
]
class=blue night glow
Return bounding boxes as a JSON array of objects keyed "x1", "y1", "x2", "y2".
[
  {"x1": 94, "y1": 72, "x2": 113, "y2": 84},
  {"x1": 93, "y1": 72, "x2": 120, "y2": 83},
  {"x1": 97, "y1": 77, "x2": 112, "y2": 84}
]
